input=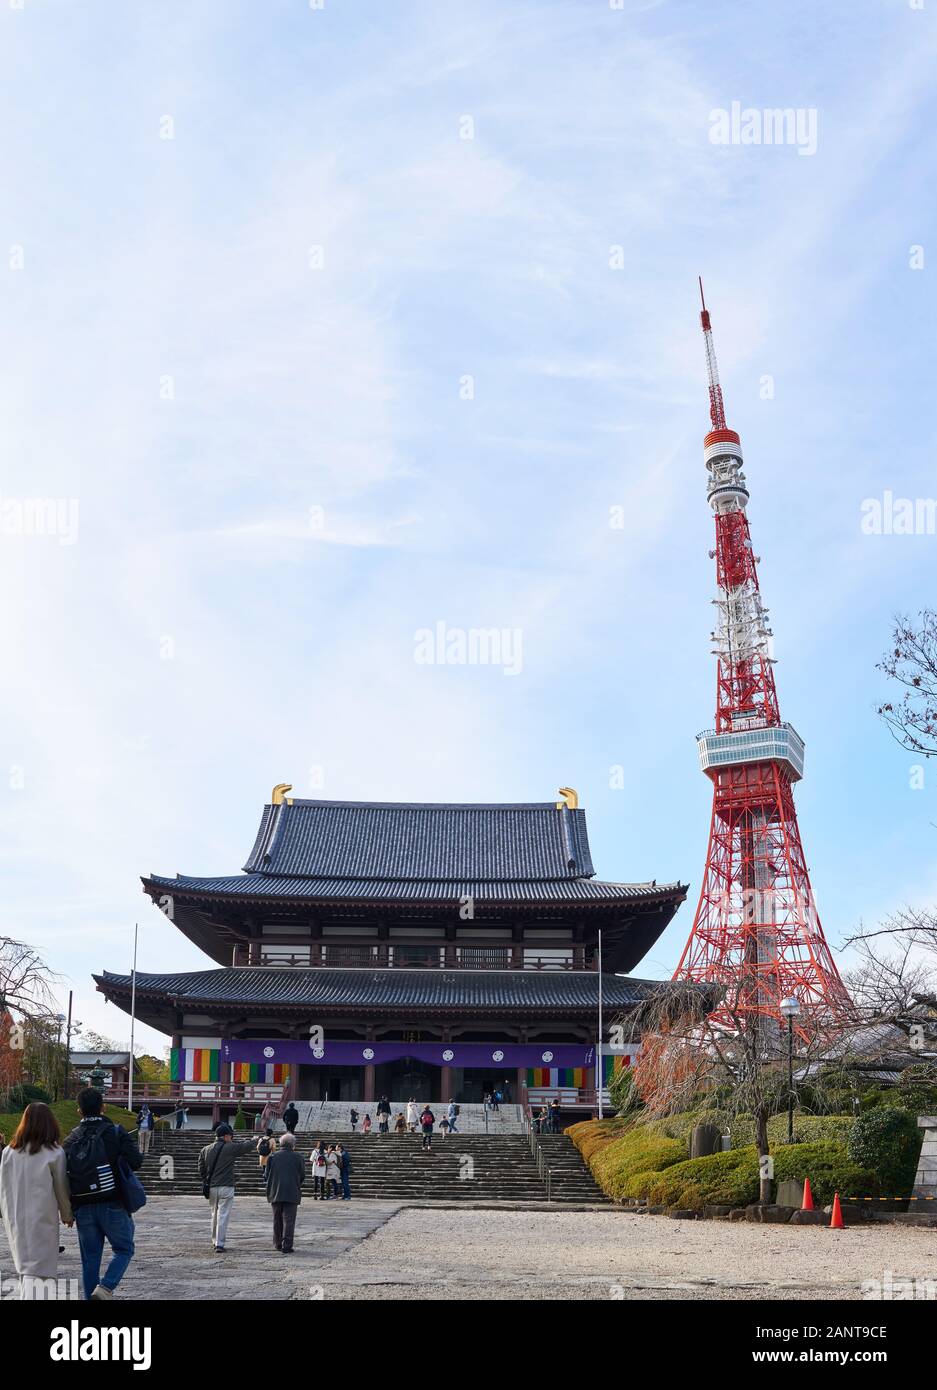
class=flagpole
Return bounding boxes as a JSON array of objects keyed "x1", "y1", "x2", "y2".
[
  {"x1": 596, "y1": 928, "x2": 604, "y2": 1120},
  {"x1": 127, "y1": 923, "x2": 138, "y2": 1113}
]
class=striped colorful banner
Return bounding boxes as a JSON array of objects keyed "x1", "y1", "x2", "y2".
[
  {"x1": 230, "y1": 1061, "x2": 290, "y2": 1085},
  {"x1": 526, "y1": 1055, "x2": 630, "y2": 1088},
  {"x1": 170, "y1": 1047, "x2": 220, "y2": 1083}
]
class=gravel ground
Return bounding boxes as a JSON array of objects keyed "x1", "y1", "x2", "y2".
[
  {"x1": 317, "y1": 1207, "x2": 937, "y2": 1301},
  {"x1": 2, "y1": 1199, "x2": 933, "y2": 1301}
]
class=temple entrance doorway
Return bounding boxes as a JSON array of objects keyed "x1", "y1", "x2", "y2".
[
  {"x1": 296, "y1": 1065, "x2": 363, "y2": 1101},
  {"x1": 461, "y1": 1069, "x2": 515, "y2": 1104},
  {"x1": 374, "y1": 1057, "x2": 439, "y2": 1102}
]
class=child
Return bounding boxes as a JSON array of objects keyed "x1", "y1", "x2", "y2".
[
  {"x1": 439, "y1": 1115, "x2": 450, "y2": 1136},
  {"x1": 362, "y1": 1114, "x2": 372, "y2": 1136}
]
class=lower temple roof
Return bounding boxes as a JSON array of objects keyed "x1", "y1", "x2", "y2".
[{"x1": 95, "y1": 966, "x2": 662, "y2": 1019}]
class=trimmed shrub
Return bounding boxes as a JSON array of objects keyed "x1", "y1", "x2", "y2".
[
  {"x1": 771, "y1": 1141, "x2": 877, "y2": 1207},
  {"x1": 641, "y1": 1139, "x2": 874, "y2": 1210},
  {"x1": 5, "y1": 1083, "x2": 52, "y2": 1109},
  {"x1": 847, "y1": 1107, "x2": 922, "y2": 1198},
  {"x1": 765, "y1": 1113, "x2": 855, "y2": 1147},
  {"x1": 593, "y1": 1132, "x2": 687, "y2": 1202},
  {"x1": 566, "y1": 1119, "x2": 630, "y2": 1163},
  {"x1": 644, "y1": 1146, "x2": 760, "y2": 1210}
]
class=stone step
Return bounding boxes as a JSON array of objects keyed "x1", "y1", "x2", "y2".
[{"x1": 139, "y1": 1130, "x2": 607, "y2": 1204}]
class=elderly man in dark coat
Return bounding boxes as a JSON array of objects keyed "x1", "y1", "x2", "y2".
[{"x1": 264, "y1": 1132, "x2": 306, "y2": 1254}]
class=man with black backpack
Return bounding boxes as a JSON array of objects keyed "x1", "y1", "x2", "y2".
[{"x1": 63, "y1": 1087, "x2": 144, "y2": 1301}]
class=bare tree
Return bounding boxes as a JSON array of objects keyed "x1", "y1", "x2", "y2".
[
  {"x1": 840, "y1": 918, "x2": 937, "y2": 1055},
  {"x1": 0, "y1": 935, "x2": 59, "y2": 1022},
  {"x1": 878, "y1": 611, "x2": 937, "y2": 757}
]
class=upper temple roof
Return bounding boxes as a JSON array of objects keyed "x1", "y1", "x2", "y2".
[{"x1": 242, "y1": 799, "x2": 596, "y2": 882}]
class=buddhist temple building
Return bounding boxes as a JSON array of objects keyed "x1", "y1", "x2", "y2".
[{"x1": 95, "y1": 788, "x2": 686, "y2": 1123}]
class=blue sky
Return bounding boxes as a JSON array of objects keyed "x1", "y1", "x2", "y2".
[{"x1": 2, "y1": 1, "x2": 936, "y2": 1053}]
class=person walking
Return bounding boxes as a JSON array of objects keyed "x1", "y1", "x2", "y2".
[
  {"x1": 549, "y1": 1096, "x2": 561, "y2": 1133},
  {"x1": 256, "y1": 1129, "x2": 277, "y2": 1185},
  {"x1": 282, "y1": 1101, "x2": 299, "y2": 1135},
  {"x1": 420, "y1": 1105, "x2": 435, "y2": 1151},
  {"x1": 394, "y1": 1112, "x2": 406, "y2": 1135},
  {"x1": 196, "y1": 1122, "x2": 254, "y2": 1252},
  {"x1": 492, "y1": 1089, "x2": 501, "y2": 1113},
  {"x1": 63, "y1": 1088, "x2": 143, "y2": 1300},
  {"x1": 362, "y1": 1114, "x2": 372, "y2": 1136},
  {"x1": 447, "y1": 1100, "x2": 459, "y2": 1134},
  {"x1": 406, "y1": 1098, "x2": 418, "y2": 1134},
  {"x1": 349, "y1": 1107, "x2": 359, "y2": 1132},
  {"x1": 312, "y1": 1141, "x2": 328, "y2": 1199},
  {"x1": 264, "y1": 1132, "x2": 305, "y2": 1254},
  {"x1": 136, "y1": 1104, "x2": 154, "y2": 1155},
  {"x1": 0, "y1": 1102, "x2": 74, "y2": 1300},
  {"x1": 325, "y1": 1144, "x2": 341, "y2": 1199},
  {"x1": 336, "y1": 1143, "x2": 351, "y2": 1200}
]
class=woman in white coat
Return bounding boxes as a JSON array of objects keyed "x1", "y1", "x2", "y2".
[
  {"x1": 406, "y1": 1098, "x2": 418, "y2": 1133},
  {"x1": 0, "y1": 1102, "x2": 74, "y2": 1299}
]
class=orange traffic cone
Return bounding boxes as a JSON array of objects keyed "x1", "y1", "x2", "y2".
[
  {"x1": 830, "y1": 1191, "x2": 845, "y2": 1229},
  {"x1": 802, "y1": 1178, "x2": 814, "y2": 1211}
]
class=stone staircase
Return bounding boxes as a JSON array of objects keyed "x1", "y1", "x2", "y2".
[
  {"x1": 141, "y1": 1129, "x2": 607, "y2": 1205},
  {"x1": 288, "y1": 1100, "x2": 525, "y2": 1134}
]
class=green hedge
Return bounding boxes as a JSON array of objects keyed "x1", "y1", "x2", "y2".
[
  {"x1": 641, "y1": 1140, "x2": 877, "y2": 1211},
  {"x1": 643, "y1": 1146, "x2": 759, "y2": 1209},
  {"x1": 565, "y1": 1118, "x2": 631, "y2": 1162},
  {"x1": 590, "y1": 1130, "x2": 687, "y2": 1202},
  {"x1": 771, "y1": 1142, "x2": 878, "y2": 1206},
  {"x1": 847, "y1": 1108, "x2": 922, "y2": 1199}
]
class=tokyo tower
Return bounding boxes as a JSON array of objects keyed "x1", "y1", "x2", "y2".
[{"x1": 672, "y1": 282, "x2": 850, "y2": 1038}]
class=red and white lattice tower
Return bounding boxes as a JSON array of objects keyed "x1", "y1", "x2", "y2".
[{"x1": 672, "y1": 282, "x2": 850, "y2": 1039}]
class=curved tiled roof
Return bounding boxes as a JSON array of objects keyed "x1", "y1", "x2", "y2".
[
  {"x1": 145, "y1": 872, "x2": 680, "y2": 904},
  {"x1": 96, "y1": 966, "x2": 661, "y2": 1013},
  {"x1": 243, "y1": 800, "x2": 595, "y2": 881}
]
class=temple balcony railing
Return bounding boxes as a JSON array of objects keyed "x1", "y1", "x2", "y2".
[
  {"x1": 243, "y1": 949, "x2": 599, "y2": 971},
  {"x1": 92, "y1": 1081, "x2": 288, "y2": 1108}
]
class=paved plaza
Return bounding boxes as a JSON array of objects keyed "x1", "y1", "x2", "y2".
[{"x1": 2, "y1": 1197, "x2": 935, "y2": 1301}]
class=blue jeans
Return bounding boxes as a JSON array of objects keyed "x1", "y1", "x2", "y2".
[{"x1": 75, "y1": 1202, "x2": 135, "y2": 1300}]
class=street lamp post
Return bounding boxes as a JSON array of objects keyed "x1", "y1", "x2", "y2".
[
  {"x1": 779, "y1": 997, "x2": 801, "y2": 1144},
  {"x1": 54, "y1": 1013, "x2": 66, "y2": 1101}
]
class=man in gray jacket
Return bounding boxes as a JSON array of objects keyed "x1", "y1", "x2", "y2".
[
  {"x1": 197, "y1": 1123, "x2": 255, "y2": 1252},
  {"x1": 264, "y1": 1131, "x2": 306, "y2": 1254}
]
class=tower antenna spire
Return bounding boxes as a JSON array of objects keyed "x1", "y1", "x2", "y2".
[{"x1": 697, "y1": 277, "x2": 726, "y2": 432}]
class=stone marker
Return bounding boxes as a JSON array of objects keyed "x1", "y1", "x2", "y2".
[{"x1": 776, "y1": 1178, "x2": 802, "y2": 1207}]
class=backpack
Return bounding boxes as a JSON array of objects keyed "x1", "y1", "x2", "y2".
[
  {"x1": 66, "y1": 1121, "x2": 119, "y2": 1203},
  {"x1": 258, "y1": 1138, "x2": 272, "y2": 1156}
]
